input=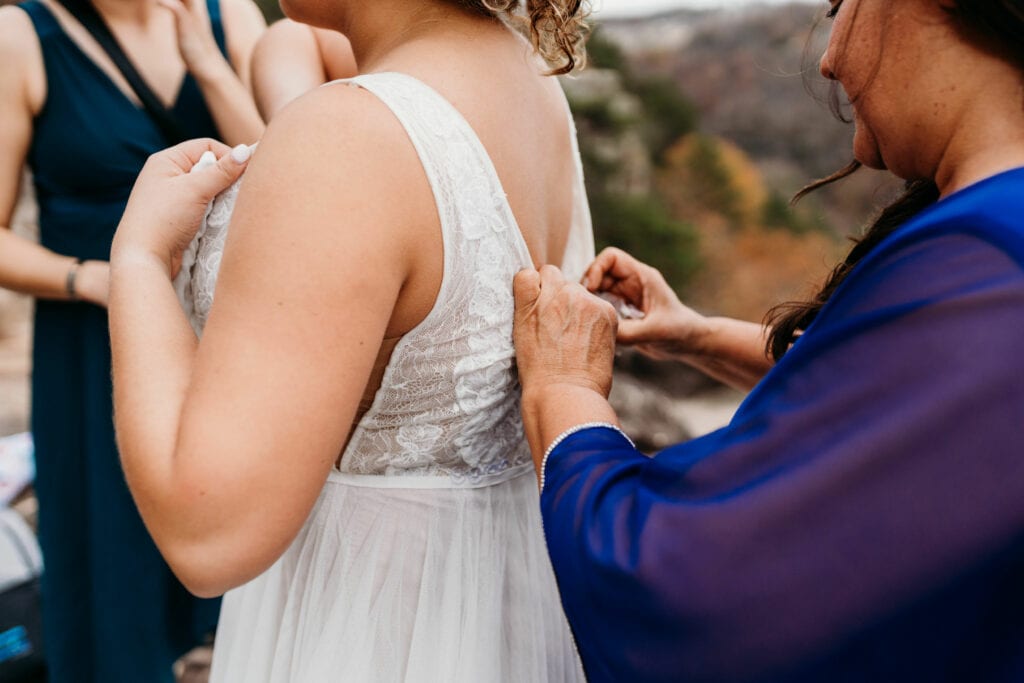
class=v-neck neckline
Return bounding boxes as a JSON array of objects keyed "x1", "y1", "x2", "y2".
[{"x1": 36, "y1": 0, "x2": 189, "y2": 114}]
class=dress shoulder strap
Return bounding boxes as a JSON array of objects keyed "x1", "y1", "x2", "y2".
[
  {"x1": 331, "y1": 71, "x2": 533, "y2": 333},
  {"x1": 17, "y1": 0, "x2": 224, "y2": 55},
  {"x1": 341, "y1": 72, "x2": 470, "y2": 197},
  {"x1": 18, "y1": 0, "x2": 62, "y2": 40},
  {"x1": 326, "y1": 71, "x2": 594, "y2": 279},
  {"x1": 331, "y1": 71, "x2": 532, "y2": 258},
  {"x1": 339, "y1": 72, "x2": 516, "y2": 217},
  {"x1": 204, "y1": 0, "x2": 227, "y2": 58}
]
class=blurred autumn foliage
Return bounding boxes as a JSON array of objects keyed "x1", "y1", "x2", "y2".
[{"x1": 567, "y1": 22, "x2": 865, "y2": 322}]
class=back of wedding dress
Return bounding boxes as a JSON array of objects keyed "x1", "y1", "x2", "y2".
[
  {"x1": 336, "y1": 72, "x2": 594, "y2": 484},
  {"x1": 189, "y1": 72, "x2": 592, "y2": 682}
]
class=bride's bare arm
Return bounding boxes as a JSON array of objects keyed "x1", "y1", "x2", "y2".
[{"x1": 109, "y1": 86, "x2": 433, "y2": 597}]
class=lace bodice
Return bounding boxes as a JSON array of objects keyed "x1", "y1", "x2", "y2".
[
  {"x1": 176, "y1": 72, "x2": 594, "y2": 484},
  {"x1": 174, "y1": 154, "x2": 240, "y2": 334}
]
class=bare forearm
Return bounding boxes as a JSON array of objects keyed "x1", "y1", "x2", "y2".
[
  {"x1": 676, "y1": 317, "x2": 773, "y2": 391},
  {"x1": 0, "y1": 227, "x2": 103, "y2": 302},
  {"x1": 194, "y1": 61, "x2": 265, "y2": 146},
  {"x1": 0, "y1": 227, "x2": 77, "y2": 299},
  {"x1": 109, "y1": 254, "x2": 197, "y2": 541},
  {"x1": 522, "y1": 385, "x2": 619, "y2": 478},
  {"x1": 110, "y1": 250, "x2": 302, "y2": 597}
]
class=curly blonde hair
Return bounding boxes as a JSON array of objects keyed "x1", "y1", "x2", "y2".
[{"x1": 455, "y1": 0, "x2": 590, "y2": 75}]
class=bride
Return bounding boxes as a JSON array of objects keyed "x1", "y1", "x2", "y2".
[{"x1": 107, "y1": 0, "x2": 593, "y2": 680}]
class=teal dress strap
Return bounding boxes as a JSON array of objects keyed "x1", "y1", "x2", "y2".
[
  {"x1": 205, "y1": 0, "x2": 227, "y2": 59},
  {"x1": 18, "y1": 0, "x2": 60, "y2": 36},
  {"x1": 19, "y1": 0, "x2": 227, "y2": 61}
]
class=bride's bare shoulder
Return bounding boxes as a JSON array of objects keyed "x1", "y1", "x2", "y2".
[
  {"x1": 243, "y1": 80, "x2": 434, "y2": 228},
  {"x1": 224, "y1": 77, "x2": 439, "y2": 310},
  {"x1": 258, "y1": 81, "x2": 410, "y2": 170}
]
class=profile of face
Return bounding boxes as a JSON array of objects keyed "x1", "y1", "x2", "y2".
[{"x1": 818, "y1": 0, "x2": 975, "y2": 178}]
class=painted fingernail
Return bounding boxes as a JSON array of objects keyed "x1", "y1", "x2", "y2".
[
  {"x1": 197, "y1": 151, "x2": 217, "y2": 169},
  {"x1": 230, "y1": 144, "x2": 252, "y2": 164}
]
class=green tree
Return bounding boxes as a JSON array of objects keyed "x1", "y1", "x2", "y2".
[
  {"x1": 586, "y1": 27, "x2": 629, "y2": 72},
  {"x1": 630, "y1": 76, "x2": 698, "y2": 163},
  {"x1": 684, "y1": 135, "x2": 742, "y2": 225},
  {"x1": 590, "y1": 193, "x2": 701, "y2": 294}
]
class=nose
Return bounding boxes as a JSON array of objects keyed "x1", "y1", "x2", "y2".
[{"x1": 819, "y1": 50, "x2": 836, "y2": 81}]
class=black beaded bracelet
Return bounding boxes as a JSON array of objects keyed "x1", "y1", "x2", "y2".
[{"x1": 65, "y1": 258, "x2": 83, "y2": 300}]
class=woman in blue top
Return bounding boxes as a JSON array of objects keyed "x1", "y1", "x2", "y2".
[
  {"x1": 0, "y1": 0, "x2": 263, "y2": 679},
  {"x1": 513, "y1": 0, "x2": 1024, "y2": 681}
]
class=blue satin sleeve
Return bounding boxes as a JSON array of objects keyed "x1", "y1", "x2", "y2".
[{"x1": 540, "y1": 222, "x2": 1024, "y2": 682}]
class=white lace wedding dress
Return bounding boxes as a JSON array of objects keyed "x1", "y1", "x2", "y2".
[{"x1": 178, "y1": 72, "x2": 593, "y2": 682}]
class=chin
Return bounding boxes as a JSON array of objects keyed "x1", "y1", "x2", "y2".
[
  {"x1": 279, "y1": 0, "x2": 303, "y2": 21},
  {"x1": 279, "y1": 0, "x2": 331, "y2": 29},
  {"x1": 852, "y1": 129, "x2": 887, "y2": 171},
  {"x1": 856, "y1": 152, "x2": 888, "y2": 171}
]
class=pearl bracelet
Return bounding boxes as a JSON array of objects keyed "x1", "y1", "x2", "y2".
[{"x1": 540, "y1": 422, "x2": 635, "y2": 490}]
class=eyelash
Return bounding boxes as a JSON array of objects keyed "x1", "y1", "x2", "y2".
[{"x1": 825, "y1": 2, "x2": 842, "y2": 18}]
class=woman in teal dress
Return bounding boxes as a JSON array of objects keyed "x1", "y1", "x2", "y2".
[{"x1": 0, "y1": 0, "x2": 264, "y2": 679}]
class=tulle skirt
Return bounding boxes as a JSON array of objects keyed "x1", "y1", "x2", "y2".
[{"x1": 208, "y1": 465, "x2": 585, "y2": 682}]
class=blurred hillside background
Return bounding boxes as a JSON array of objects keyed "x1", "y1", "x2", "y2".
[
  {"x1": 0, "y1": 2, "x2": 903, "y2": 460},
  {"x1": 574, "y1": 4, "x2": 903, "y2": 323}
]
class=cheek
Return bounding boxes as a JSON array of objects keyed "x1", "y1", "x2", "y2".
[
  {"x1": 832, "y1": 46, "x2": 872, "y2": 103},
  {"x1": 827, "y1": 0, "x2": 887, "y2": 102}
]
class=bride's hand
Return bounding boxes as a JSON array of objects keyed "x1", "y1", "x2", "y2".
[{"x1": 111, "y1": 139, "x2": 252, "y2": 277}]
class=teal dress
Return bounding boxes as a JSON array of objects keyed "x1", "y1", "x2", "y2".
[{"x1": 18, "y1": 2, "x2": 224, "y2": 680}]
